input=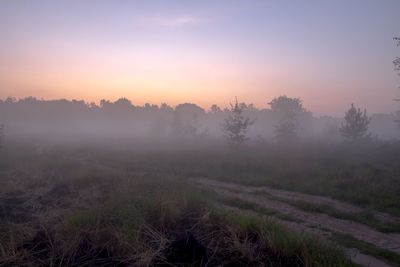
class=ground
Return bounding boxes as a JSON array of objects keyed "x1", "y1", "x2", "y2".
[{"x1": 0, "y1": 143, "x2": 399, "y2": 266}]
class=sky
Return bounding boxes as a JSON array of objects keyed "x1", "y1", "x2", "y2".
[{"x1": 0, "y1": 0, "x2": 399, "y2": 116}]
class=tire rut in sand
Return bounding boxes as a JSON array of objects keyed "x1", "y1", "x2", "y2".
[
  {"x1": 190, "y1": 178, "x2": 400, "y2": 255},
  {"x1": 215, "y1": 203, "x2": 392, "y2": 267}
]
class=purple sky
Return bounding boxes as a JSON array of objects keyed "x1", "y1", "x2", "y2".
[{"x1": 1, "y1": 0, "x2": 399, "y2": 115}]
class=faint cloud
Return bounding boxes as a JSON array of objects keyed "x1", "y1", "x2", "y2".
[{"x1": 153, "y1": 15, "x2": 205, "y2": 27}]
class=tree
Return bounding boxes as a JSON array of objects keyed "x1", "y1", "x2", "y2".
[
  {"x1": 274, "y1": 112, "x2": 299, "y2": 141},
  {"x1": 222, "y1": 97, "x2": 254, "y2": 148},
  {"x1": 0, "y1": 124, "x2": 4, "y2": 150},
  {"x1": 174, "y1": 103, "x2": 207, "y2": 137},
  {"x1": 340, "y1": 104, "x2": 371, "y2": 141},
  {"x1": 394, "y1": 110, "x2": 400, "y2": 129},
  {"x1": 268, "y1": 95, "x2": 309, "y2": 141},
  {"x1": 210, "y1": 104, "x2": 222, "y2": 113},
  {"x1": 394, "y1": 37, "x2": 400, "y2": 76},
  {"x1": 393, "y1": 37, "x2": 400, "y2": 130}
]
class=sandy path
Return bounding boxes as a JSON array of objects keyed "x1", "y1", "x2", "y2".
[
  {"x1": 194, "y1": 177, "x2": 400, "y2": 224},
  {"x1": 216, "y1": 203, "x2": 392, "y2": 267},
  {"x1": 191, "y1": 177, "x2": 400, "y2": 256}
]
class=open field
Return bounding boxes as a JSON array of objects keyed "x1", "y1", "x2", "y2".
[
  {"x1": 0, "y1": 146, "x2": 353, "y2": 266},
  {"x1": 0, "y1": 141, "x2": 399, "y2": 266},
  {"x1": 133, "y1": 142, "x2": 400, "y2": 217}
]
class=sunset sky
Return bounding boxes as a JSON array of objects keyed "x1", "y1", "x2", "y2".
[{"x1": 1, "y1": 0, "x2": 399, "y2": 116}]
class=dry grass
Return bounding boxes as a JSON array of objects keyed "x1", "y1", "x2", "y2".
[{"x1": 0, "y1": 149, "x2": 355, "y2": 266}]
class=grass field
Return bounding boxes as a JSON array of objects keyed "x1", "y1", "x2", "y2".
[
  {"x1": 0, "y1": 144, "x2": 356, "y2": 266},
  {"x1": 0, "y1": 141, "x2": 399, "y2": 266},
  {"x1": 126, "y1": 141, "x2": 400, "y2": 217}
]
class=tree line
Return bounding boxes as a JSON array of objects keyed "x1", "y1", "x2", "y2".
[{"x1": 0, "y1": 95, "x2": 399, "y2": 149}]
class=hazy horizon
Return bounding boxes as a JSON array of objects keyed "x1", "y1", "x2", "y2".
[{"x1": 0, "y1": 95, "x2": 398, "y2": 118}]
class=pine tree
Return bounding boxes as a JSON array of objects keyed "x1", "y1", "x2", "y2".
[
  {"x1": 340, "y1": 104, "x2": 371, "y2": 141},
  {"x1": 222, "y1": 97, "x2": 254, "y2": 149}
]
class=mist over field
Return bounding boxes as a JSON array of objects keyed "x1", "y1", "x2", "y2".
[
  {"x1": 0, "y1": 96, "x2": 399, "y2": 148},
  {"x1": 1, "y1": 95, "x2": 400, "y2": 266},
  {"x1": 1, "y1": 1, "x2": 400, "y2": 266}
]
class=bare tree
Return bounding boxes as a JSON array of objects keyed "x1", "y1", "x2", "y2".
[
  {"x1": 222, "y1": 97, "x2": 254, "y2": 149},
  {"x1": 340, "y1": 104, "x2": 371, "y2": 141}
]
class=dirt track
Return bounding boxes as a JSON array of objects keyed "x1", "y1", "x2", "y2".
[{"x1": 191, "y1": 177, "x2": 400, "y2": 267}]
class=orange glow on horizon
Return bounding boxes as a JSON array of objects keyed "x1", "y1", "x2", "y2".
[{"x1": 1, "y1": 1, "x2": 400, "y2": 116}]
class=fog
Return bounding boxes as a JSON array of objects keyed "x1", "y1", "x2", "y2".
[
  {"x1": 0, "y1": 96, "x2": 399, "y2": 151},
  {"x1": 2, "y1": 1, "x2": 400, "y2": 265},
  {"x1": 2, "y1": 96, "x2": 400, "y2": 266}
]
